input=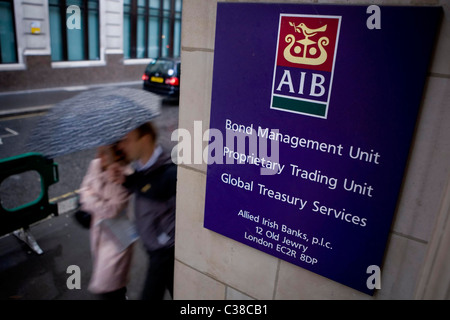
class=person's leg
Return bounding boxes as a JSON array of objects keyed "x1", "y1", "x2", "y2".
[
  {"x1": 165, "y1": 247, "x2": 175, "y2": 298},
  {"x1": 141, "y1": 247, "x2": 175, "y2": 300}
]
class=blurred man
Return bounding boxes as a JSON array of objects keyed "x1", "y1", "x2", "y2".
[{"x1": 113, "y1": 122, "x2": 177, "y2": 300}]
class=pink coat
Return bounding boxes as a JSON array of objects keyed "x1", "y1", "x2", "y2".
[{"x1": 79, "y1": 158, "x2": 134, "y2": 294}]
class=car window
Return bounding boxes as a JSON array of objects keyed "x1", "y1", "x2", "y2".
[{"x1": 146, "y1": 60, "x2": 175, "y2": 74}]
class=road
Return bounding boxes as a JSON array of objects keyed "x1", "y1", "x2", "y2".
[
  {"x1": 0, "y1": 84, "x2": 179, "y2": 208},
  {"x1": 0, "y1": 84, "x2": 179, "y2": 299}
]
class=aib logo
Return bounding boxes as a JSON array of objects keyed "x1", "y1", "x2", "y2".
[{"x1": 271, "y1": 14, "x2": 341, "y2": 119}]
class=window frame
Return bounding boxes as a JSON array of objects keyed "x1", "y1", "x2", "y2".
[
  {"x1": 0, "y1": 0, "x2": 19, "y2": 64},
  {"x1": 48, "y1": 0, "x2": 100, "y2": 63},
  {"x1": 124, "y1": 0, "x2": 182, "y2": 60}
]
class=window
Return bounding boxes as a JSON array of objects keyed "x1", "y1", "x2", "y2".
[
  {"x1": 49, "y1": 0, "x2": 99, "y2": 62},
  {"x1": 124, "y1": 0, "x2": 182, "y2": 59},
  {"x1": 0, "y1": 0, "x2": 18, "y2": 64}
]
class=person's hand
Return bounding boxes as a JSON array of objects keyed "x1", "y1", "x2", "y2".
[{"x1": 108, "y1": 162, "x2": 126, "y2": 185}]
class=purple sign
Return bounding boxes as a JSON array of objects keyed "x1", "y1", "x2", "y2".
[{"x1": 203, "y1": 3, "x2": 440, "y2": 294}]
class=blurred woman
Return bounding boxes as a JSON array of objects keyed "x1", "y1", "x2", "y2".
[{"x1": 79, "y1": 144, "x2": 133, "y2": 300}]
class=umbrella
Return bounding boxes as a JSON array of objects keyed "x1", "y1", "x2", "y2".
[{"x1": 27, "y1": 87, "x2": 161, "y2": 158}]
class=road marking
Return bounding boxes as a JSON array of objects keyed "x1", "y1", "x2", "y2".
[
  {"x1": 0, "y1": 105, "x2": 51, "y2": 119},
  {"x1": 50, "y1": 189, "x2": 80, "y2": 203},
  {"x1": 0, "y1": 126, "x2": 19, "y2": 144},
  {"x1": 63, "y1": 86, "x2": 89, "y2": 91},
  {"x1": 0, "y1": 126, "x2": 19, "y2": 137},
  {"x1": 0, "y1": 111, "x2": 47, "y2": 121},
  {"x1": 50, "y1": 189, "x2": 81, "y2": 215}
]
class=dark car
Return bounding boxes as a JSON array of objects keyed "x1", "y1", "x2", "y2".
[{"x1": 142, "y1": 57, "x2": 180, "y2": 100}]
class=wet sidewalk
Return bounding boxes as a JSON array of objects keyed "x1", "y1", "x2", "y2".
[{"x1": 0, "y1": 197, "x2": 148, "y2": 300}]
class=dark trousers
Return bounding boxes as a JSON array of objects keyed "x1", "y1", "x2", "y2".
[{"x1": 141, "y1": 246, "x2": 175, "y2": 300}]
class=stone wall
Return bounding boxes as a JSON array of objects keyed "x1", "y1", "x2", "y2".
[{"x1": 174, "y1": 0, "x2": 450, "y2": 300}]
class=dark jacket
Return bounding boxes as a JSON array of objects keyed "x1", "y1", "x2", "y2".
[{"x1": 123, "y1": 152, "x2": 177, "y2": 252}]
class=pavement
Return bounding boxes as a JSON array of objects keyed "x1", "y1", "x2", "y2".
[
  {"x1": 0, "y1": 81, "x2": 166, "y2": 300},
  {"x1": 0, "y1": 202, "x2": 149, "y2": 300}
]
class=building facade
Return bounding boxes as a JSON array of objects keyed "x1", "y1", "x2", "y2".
[
  {"x1": 175, "y1": 0, "x2": 450, "y2": 300},
  {"x1": 0, "y1": 0, "x2": 182, "y2": 92}
]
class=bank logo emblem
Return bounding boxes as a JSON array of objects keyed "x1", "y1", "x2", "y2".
[{"x1": 271, "y1": 14, "x2": 341, "y2": 119}]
